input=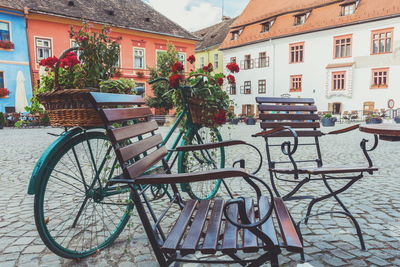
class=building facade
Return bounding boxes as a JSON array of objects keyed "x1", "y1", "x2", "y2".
[
  {"x1": 0, "y1": 6, "x2": 32, "y2": 113},
  {"x1": 193, "y1": 17, "x2": 235, "y2": 74},
  {"x1": 23, "y1": 0, "x2": 197, "y2": 98},
  {"x1": 220, "y1": 0, "x2": 400, "y2": 116}
]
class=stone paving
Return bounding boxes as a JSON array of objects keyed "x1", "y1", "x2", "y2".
[{"x1": 0, "y1": 124, "x2": 399, "y2": 266}]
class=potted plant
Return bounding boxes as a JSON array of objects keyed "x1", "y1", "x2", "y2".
[
  {"x1": 244, "y1": 115, "x2": 256, "y2": 125},
  {"x1": 0, "y1": 41, "x2": 14, "y2": 49},
  {"x1": 99, "y1": 78, "x2": 136, "y2": 94},
  {"x1": 34, "y1": 23, "x2": 123, "y2": 127},
  {"x1": 394, "y1": 116, "x2": 400, "y2": 124},
  {"x1": 0, "y1": 112, "x2": 5, "y2": 129},
  {"x1": 321, "y1": 113, "x2": 336, "y2": 127},
  {"x1": 229, "y1": 117, "x2": 240, "y2": 125},
  {"x1": 136, "y1": 71, "x2": 145, "y2": 78},
  {"x1": 365, "y1": 114, "x2": 383, "y2": 124},
  {"x1": 0, "y1": 88, "x2": 10, "y2": 98}
]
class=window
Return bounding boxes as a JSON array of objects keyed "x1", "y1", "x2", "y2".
[
  {"x1": 134, "y1": 48, "x2": 145, "y2": 69},
  {"x1": 213, "y1": 54, "x2": 219, "y2": 69},
  {"x1": 229, "y1": 84, "x2": 236, "y2": 95},
  {"x1": 241, "y1": 81, "x2": 251, "y2": 94},
  {"x1": 371, "y1": 28, "x2": 393, "y2": 54},
  {"x1": 178, "y1": 53, "x2": 186, "y2": 69},
  {"x1": 294, "y1": 14, "x2": 307, "y2": 25},
  {"x1": 334, "y1": 35, "x2": 352, "y2": 58},
  {"x1": 258, "y1": 52, "x2": 268, "y2": 68},
  {"x1": 0, "y1": 72, "x2": 4, "y2": 88},
  {"x1": 231, "y1": 31, "x2": 240, "y2": 40},
  {"x1": 35, "y1": 38, "x2": 52, "y2": 62},
  {"x1": 242, "y1": 104, "x2": 254, "y2": 116},
  {"x1": 243, "y1": 55, "x2": 252, "y2": 70},
  {"x1": 71, "y1": 40, "x2": 82, "y2": 58},
  {"x1": 289, "y1": 42, "x2": 304, "y2": 63},
  {"x1": 0, "y1": 21, "x2": 10, "y2": 42},
  {"x1": 332, "y1": 103, "x2": 342, "y2": 115},
  {"x1": 114, "y1": 45, "x2": 121, "y2": 67},
  {"x1": 230, "y1": 57, "x2": 236, "y2": 63},
  {"x1": 258, "y1": 80, "x2": 266, "y2": 94},
  {"x1": 290, "y1": 75, "x2": 302, "y2": 92},
  {"x1": 200, "y1": 56, "x2": 205, "y2": 67},
  {"x1": 371, "y1": 68, "x2": 389, "y2": 88},
  {"x1": 341, "y1": 3, "x2": 356, "y2": 16},
  {"x1": 332, "y1": 71, "x2": 346, "y2": 91},
  {"x1": 261, "y1": 21, "x2": 271, "y2": 33}
]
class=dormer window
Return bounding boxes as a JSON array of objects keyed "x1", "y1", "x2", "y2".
[
  {"x1": 294, "y1": 13, "x2": 309, "y2": 26},
  {"x1": 340, "y1": 1, "x2": 359, "y2": 16},
  {"x1": 261, "y1": 20, "x2": 274, "y2": 33},
  {"x1": 231, "y1": 30, "x2": 240, "y2": 40}
]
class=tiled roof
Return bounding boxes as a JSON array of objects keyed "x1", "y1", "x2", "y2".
[
  {"x1": 0, "y1": 0, "x2": 198, "y2": 40},
  {"x1": 193, "y1": 17, "x2": 236, "y2": 51},
  {"x1": 221, "y1": 0, "x2": 400, "y2": 49}
]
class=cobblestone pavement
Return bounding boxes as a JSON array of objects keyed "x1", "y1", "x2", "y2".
[{"x1": 0, "y1": 124, "x2": 399, "y2": 267}]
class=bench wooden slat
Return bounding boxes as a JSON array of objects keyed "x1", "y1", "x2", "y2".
[
  {"x1": 243, "y1": 198, "x2": 258, "y2": 253},
  {"x1": 259, "y1": 105, "x2": 317, "y2": 112},
  {"x1": 162, "y1": 200, "x2": 198, "y2": 254},
  {"x1": 90, "y1": 92, "x2": 145, "y2": 105},
  {"x1": 111, "y1": 121, "x2": 158, "y2": 142},
  {"x1": 259, "y1": 113, "x2": 319, "y2": 121},
  {"x1": 221, "y1": 204, "x2": 239, "y2": 253},
  {"x1": 127, "y1": 146, "x2": 167, "y2": 179},
  {"x1": 181, "y1": 200, "x2": 211, "y2": 253},
  {"x1": 259, "y1": 196, "x2": 279, "y2": 248},
  {"x1": 201, "y1": 199, "x2": 225, "y2": 254},
  {"x1": 256, "y1": 97, "x2": 314, "y2": 104},
  {"x1": 273, "y1": 197, "x2": 303, "y2": 253},
  {"x1": 102, "y1": 107, "x2": 153, "y2": 123},
  {"x1": 117, "y1": 134, "x2": 163, "y2": 162},
  {"x1": 261, "y1": 122, "x2": 320, "y2": 129}
]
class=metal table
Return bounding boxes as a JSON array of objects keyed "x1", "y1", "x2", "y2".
[{"x1": 360, "y1": 123, "x2": 400, "y2": 142}]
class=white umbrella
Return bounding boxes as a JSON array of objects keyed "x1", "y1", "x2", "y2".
[{"x1": 15, "y1": 71, "x2": 29, "y2": 113}]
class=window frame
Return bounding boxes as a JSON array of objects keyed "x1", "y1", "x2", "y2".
[
  {"x1": 341, "y1": 3, "x2": 356, "y2": 16},
  {"x1": 258, "y1": 79, "x2": 266, "y2": 94},
  {"x1": 0, "y1": 71, "x2": 5, "y2": 88},
  {"x1": 35, "y1": 37, "x2": 53, "y2": 63},
  {"x1": 178, "y1": 52, "x2": 186, "y2": 70},
  {"x1": 133, "y1": 47, "x2": 146, "y2": 70},
  {"x1": 289, "y1": 42, "x2": 304, "y2": 64},
  {"x1": 0, "y1": 20, "x2": 11, "y2": 43},
  {"x1": 230, "y1": 57, "x2": 236, "y2": 63},
  {"x1": 243, "y1": 81, "x2": 251, "y2": 94},
  {"x1": 261, "y1": 21, "x2": 270, "y2": 33},
  {"x1": 294, "y1": 14, "x2": 307, "y2": 26},
  {"x1": 231, "y1": 31, "x2": 240, "y2": 40},
  {"x1": 200, "y1": 56, "x2": 205, "y2": 67},
  {"x1": 371, "y1": 27, "x2": 394, "y2": 55},
  {"x1": 156, "y1": 49, "x2": 167, "y2": 66},
  {"x1": 290, "y1": 75, "x2": 302, "y2": 92},
  {"x1": 333, "y1": 34, "x2": 352, "y2": 59},
  {"x1": 229, "y1": 84, "x2": 236, "y2": 95},
  {"x1": 371, "y1": 67, "x2": 389, "y2": 89},
  {"x1": 258, "y1": 52, "x2": 268, "y2": 68},
  {"x1": 243, "y1": 54, "x2": 252, "y2": 70},
  {"x1": 331, "y1": 71, "x2": 346, "y2": 91},
  {"x1": 213, "y1": 53, "x2": 219, "y2": 69}
]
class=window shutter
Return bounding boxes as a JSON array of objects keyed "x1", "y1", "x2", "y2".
[
  {"x1": 250, "y1": 105, "x2": 255, "y2": 116},
  {"x1": 328, "y1": 103, "x2": 333, "y2": 112},
  {"x1": 242, "y1": 105, "x2": 246, "y2": 115}
]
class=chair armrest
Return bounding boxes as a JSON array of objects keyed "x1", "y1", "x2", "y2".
[
  {"x1": 132, "y1": 168, "x2": 248, "y2": 184},
  {"x1": 273, "y1": 197, "x2": 303, "y2": 253},
  {"x1": 325, "y1": 124, "x2": 360, "y2": 135},
  {"x1": 172, "y1": 140, "x2": 247, "y2": 152}
]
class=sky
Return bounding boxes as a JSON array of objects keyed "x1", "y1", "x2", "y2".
[{"x1": 143, "y1": 0, "x2": 249, "y2": 32}]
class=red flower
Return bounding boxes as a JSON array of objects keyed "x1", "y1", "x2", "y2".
[
  {"x1": 217, "y1": 77, "x2": 224, "y2": 86},
  {"x1": 60, "y1": 52, "x2": 80, "y2": 69},
  {"x1": 213, "y1": 110, "x2": 227, "y2": 125},
  {"x1": 226, "y1": 62, "x2": 240, "y2": 73},
  {"x1": 187, "y1": 55, "x2": 196, "y2": 64},
  {"x1": 0, "y1": 41, "x2": 14, "y2": 49},
  {"x1": 0, "y1": 88, "x2": 10, "y2": 97},
  {"x1": 169, "y1": 74, "x2": 184, "y2": 88},
  {"x1": 202, "y1": 63, "x2": 213, "y2": 73},
  {"x1": 39, "y1": 56, "x2": 59, "y2": 69},
  {"x1": 172, "y1": 61, "x2": 184, "y2": 73},
  {"x1": 227, "y1": 74, "x2": 236, "y2": 84}
]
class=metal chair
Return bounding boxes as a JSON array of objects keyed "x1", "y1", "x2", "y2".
[
  {"x1": 254, "y1": 97, "x2": 378, "y2": 257},
  {"x1": 89, "y1": 92, "x2": 303, "y2": 267}
]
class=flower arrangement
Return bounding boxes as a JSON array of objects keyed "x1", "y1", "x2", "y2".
[
  {"x1": 166, "y1": 55, "x2": 239, "y2": 127},
  {"x1": 0, "y1": 88, "x2": 10, "y2": 98},
  {"x1": 136, "y1": 71, "x2": 145, "y2": 78},
  {"x1": 0, "y1": 41, "x2": 14, "y2": 49}
]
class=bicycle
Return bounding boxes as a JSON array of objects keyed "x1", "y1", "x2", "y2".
[{"x1": 27, "y1": 78, "x2": 232, "y2": 259}]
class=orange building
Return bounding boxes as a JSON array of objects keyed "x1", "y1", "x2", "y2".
[{"x1": 22, "y1": 0, "x2": 197, "y2": 96}]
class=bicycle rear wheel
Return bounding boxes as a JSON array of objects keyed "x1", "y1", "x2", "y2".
[
  {"x1": 34, "y1": 131, "x2": 133, "y2": 259},
  {"x1": 177, "y1": 126, "x2": 225, "y2": 200}
]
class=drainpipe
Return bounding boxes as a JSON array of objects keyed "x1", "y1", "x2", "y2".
[{"x1": 23, "y1": 7, "x2": 36, "y2": 93}]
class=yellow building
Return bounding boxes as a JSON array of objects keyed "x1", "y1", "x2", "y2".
[{"x1": 193, "y1": 17, "x2": 236, "y2": 73}]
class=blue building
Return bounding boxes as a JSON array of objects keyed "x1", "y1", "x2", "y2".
[{"x1": 0, "y1": 6, "x2": 32, "y2": 113}]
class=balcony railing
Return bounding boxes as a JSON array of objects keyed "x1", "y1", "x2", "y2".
[{"x1": 240, "y1": 57, "x2": 270, "y2": 70}]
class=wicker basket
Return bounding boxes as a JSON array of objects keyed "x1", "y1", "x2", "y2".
[
  {"x1": 189, "y1": 98, "x2": 218, "y2": 127},
  {"x1": 37, "y1": 48, "x2": 103, "y2": 127}
]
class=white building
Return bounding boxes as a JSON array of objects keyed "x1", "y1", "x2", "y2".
[{"x1": 220, "y1": 0, "x2": 400, "y2": 116}]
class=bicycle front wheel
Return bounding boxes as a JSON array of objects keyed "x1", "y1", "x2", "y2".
[
  {"x1": 34, "y1": 131, "x2": 133, "y2": 259},
  {"x1": 177, "y1": 126, "x2": 225, "y2": 200}
]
